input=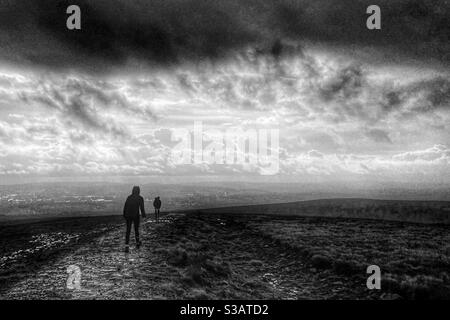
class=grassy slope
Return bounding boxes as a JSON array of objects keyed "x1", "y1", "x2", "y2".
[
  {"x1": 0, "y1": 213, "x2": 379, "y2": 300},
  {"x1": 1, "y1": 198, "x2": 449, "y2": 299},
  {"x1": 198, "y1": 198, "x2": 450, "y2": 224}
]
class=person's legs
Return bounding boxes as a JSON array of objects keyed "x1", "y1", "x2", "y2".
[
  {"x1": 134, "y1": 217, "x2": 141, "y2": 246},
  {"x1": 125, "y1": 218, "x2": 132, "y2": 252},
  {"x1": 157, "y1": 209, "x2": 160, "y2": 222}
]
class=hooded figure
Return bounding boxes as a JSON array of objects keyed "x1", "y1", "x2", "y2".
[
  {"x1": 123, "y1": 186, "x2": 146, "y2": 252},
  {"x1": 153, "y1": 196, "x2": 161, "y2": 223}
]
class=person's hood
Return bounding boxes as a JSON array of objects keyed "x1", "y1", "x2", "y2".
[{"x1": 132, "y1": 186, "x2": 140, "y2": 195}]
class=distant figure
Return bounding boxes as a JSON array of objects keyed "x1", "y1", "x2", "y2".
[
  {"x1": 153, "y1": 196, "x2": 161, "y2": 223},
  {"x1": 123, "y1": 186, "x2": 146, "y2": 253}
]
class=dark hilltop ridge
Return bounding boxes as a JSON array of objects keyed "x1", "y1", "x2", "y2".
[{"x1": 198, "y1": 198, "x2": 450, "y2": 224}]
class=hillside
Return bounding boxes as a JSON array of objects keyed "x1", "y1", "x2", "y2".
[
  {"x1": 1, "y1": 210, "x2": 449, "y2": 300},
  {"x1": 198, "y1": 198, "x2": 450, "y2": 224}
]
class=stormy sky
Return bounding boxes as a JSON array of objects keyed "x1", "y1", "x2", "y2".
[{"x1": 0, "y1": 0, "x2": 449, "y2": 184}]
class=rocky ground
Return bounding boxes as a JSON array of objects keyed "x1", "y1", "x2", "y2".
[{"x1": 2, "y1": 211, "x2": 445, "y2": 300}]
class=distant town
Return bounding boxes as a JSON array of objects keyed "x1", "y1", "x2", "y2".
[{"x1": 1, "y1": 181, "x2": 449, "y2": 221}]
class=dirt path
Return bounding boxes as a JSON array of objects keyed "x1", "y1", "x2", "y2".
[
  {"x1": 1, "y1": 212, "x2": 377, "y2": 300},
  {"x1": 1, "y1": 214, "x2": 183, "y2": 299}
]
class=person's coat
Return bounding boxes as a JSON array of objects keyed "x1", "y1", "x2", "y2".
[
  {"x1": 153, "y1": 197, "x2": 161, "y2": 209},
  {"x1": 123, "y1": 188, "x2": 146, "y2": 218}
]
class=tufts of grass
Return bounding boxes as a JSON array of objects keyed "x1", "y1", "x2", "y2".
[
  {"x1": 333, "y1": 259, "x2": 362, "y2": 276},
  {"x1": 249, "y1": 259, "x2": 264, "y2": 267},
  {"x1": 186, "y1": 288, "x2": 212, "y2": 300},
  {"x1": 181, "y1": 264, "x2": 208, "y2": 287},
  {"x1": 204, "y1": 257, "x2": 232, "y2": 277},
  {"x1": 167, "y1": 246, "x2": 188, "y2": 267},
  {"x1": 247, "y1": 216, "x2": 450, "y2": 299},
  {"x1": 310, "y1": 254, "x2": 333, "y2": 269}
]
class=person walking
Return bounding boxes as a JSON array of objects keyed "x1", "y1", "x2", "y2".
[
  {"x1": 123, "y1": 186, "x2": 146, "y2": 252},
  {"x1": 153, "y1": 196, "x2": 161, "y2": 223}
]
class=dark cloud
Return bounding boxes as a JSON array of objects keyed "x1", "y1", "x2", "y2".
[
  {"x1": 26, "y1": 124, "x2": 59, "y2": 136},
  {"x1": 379, "y1": 76, "x2": 450, "y2": 118},
  {"x1": 64, "y1": 78, "x2": 157, "y2": 120},
  {"x1": 318, "y1": 65, "x2": 365, "y2": 101},
  {"x1": 276, "y1": 0, "x2": 449, "y2": 62},
  {"x1": 410, "y1": 77, "x2": 450, "y2": 111},
  {"x1": 365, "y1": 128, "x2": 392, "y2": 143},
  {"x1": 153, "y1": 43, "x2": 448, "y2": 127},
  {"x1": 69, "y1": 131, "x2": 95, "y2": 145},
  {"x1": 382, "y1": 91, "x2": 403, "y2": 112},
  {"x1": 0, "y1": 0, "x2": 448, "y2": 72},
  {"x1": 16, "y1": 77, "x2": 156, "y2": 137}
]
